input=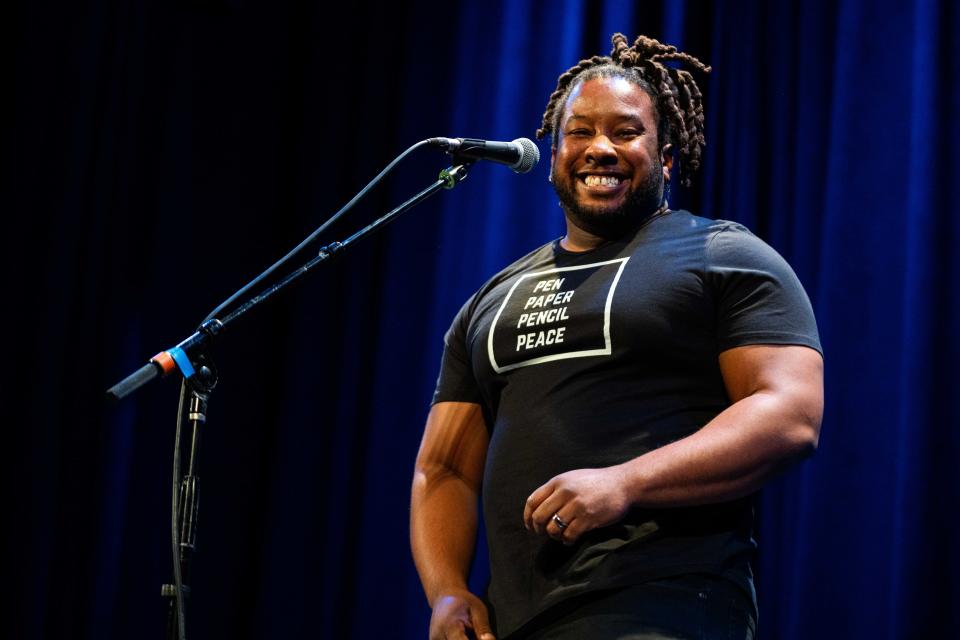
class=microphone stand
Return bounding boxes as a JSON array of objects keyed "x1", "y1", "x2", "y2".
[
  {"x1": 162, "y1": 366, "x2": 214, "y2": 640},
  {"x1": 106, "y1": 160, "x2": 473, "y2": 640}
]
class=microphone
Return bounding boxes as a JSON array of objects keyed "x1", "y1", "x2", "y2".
[{"x1": 428, "y1": 137, "x2": 540, "y2": 174}]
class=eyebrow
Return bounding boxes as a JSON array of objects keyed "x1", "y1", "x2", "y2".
[
  {"x1": 565, "y1": 113, "x2": 645, "y2": 123},
  {"x1": 563, "y1": 113, "x2": 646, "y2": 129}
]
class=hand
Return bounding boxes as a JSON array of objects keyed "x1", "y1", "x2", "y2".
[
  {"x1": 523, "y1": 466, "x2": 632, "y2": 545},
  {"x1": 429, "y1": 589, "x2": 496, "y2": 640}
]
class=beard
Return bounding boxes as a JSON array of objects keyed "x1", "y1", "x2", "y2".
[{"x1": 551, "y1": 159, "x2": 665, "y2": 239}]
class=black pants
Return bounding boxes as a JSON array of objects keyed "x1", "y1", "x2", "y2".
[{"x1": 512, "y1": 575, "x2": 757, "y2": 640}]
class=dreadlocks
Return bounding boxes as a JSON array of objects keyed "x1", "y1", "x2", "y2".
[{"x1": 537, "y1": 34, "x2": 711, "y2": 187}]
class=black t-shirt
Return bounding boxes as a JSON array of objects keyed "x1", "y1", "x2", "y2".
[{"x1": 432, "y1": 210, "x2": 822, "y2": 638}]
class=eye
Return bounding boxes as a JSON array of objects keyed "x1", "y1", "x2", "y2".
[
  {"x1": 616, "y1": 128, "x2": 640, "y2": 139},
  {"x1": 565, "y1": 128, "x2": 591, "y2": 137}
]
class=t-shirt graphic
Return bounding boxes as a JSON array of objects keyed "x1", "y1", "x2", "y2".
[{"x1": 486, "y1": 257, "x2": 629, "y2": 373}]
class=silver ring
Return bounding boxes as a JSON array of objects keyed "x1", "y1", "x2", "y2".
[{"x1": 552, "y1": 513, "x2": 569, "y2": 530}]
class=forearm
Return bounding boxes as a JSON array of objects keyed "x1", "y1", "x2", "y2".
[
  {"x1": 410, "y1": 467, "x2": 480, "y2": 605},
  {"x1": 620, "y1": 390, "x2": 819, "y2": 508}
]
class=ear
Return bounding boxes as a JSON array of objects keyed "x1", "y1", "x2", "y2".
[
  {"x1": 661, "y1": 144, "x2": 674, "y2": 182},
  {"x1": 549, "y1": 145, "x2": 556, "y2": 182}
]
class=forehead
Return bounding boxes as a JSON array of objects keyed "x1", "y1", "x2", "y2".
[{"x1": 560, "y1": 76, "x2": 655, "y2": 125}]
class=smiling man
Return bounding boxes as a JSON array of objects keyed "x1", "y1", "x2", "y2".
[
  {"x1": 411, "y1": 34, "x2": 824, "y2": 640},
  {"x1": 549, "y1": 74, "x2": 669, "y2": 248}
]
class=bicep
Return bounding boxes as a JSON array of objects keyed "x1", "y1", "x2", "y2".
[
  {"x1": 415, "y1": 401, "x2": 489, "y2": 493},
  {"x1": 718, "y1": 345, "x2": 825, "y2": 437}
]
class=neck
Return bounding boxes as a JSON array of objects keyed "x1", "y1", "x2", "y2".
[
  {"x1": 560, "y1": 225, "x2": 607, "y2": 252},
  {"x1": 560, "y1": 203, "x2": 670, "y2": 252}
]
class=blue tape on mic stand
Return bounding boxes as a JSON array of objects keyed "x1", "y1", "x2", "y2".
[{"x1": 169, "y1": 347, "x2": 196, "y2": 379}]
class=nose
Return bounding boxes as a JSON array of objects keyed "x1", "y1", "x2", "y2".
[{"x1": 584, "y1": 134, "x2": 617, "y2": 165}]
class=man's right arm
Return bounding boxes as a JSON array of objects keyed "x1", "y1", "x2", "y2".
[{"x1": 410, "y1": 401, "x2": 495, "y2": 640}]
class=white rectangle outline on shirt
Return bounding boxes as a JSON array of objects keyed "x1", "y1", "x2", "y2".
[{"x1": 486, "y1": 257, "x2": 630, "y2": 374}]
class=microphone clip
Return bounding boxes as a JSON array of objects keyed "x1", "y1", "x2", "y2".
[{"x1": 439, "y1": 163, "x2": 471, "y2": 189}]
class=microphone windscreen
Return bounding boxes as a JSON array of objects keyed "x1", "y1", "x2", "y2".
[{"x1": 513, "y1": 138, "x2": 540, "y2": 174}]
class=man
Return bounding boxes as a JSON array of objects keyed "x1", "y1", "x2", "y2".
[{"x1": 410, "y1": 34, "x2": 823, "y2": 640}]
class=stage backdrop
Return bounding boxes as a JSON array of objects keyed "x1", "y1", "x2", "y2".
[{"x1": 5, "y1": 0, "x2": 958, "y2": 638}]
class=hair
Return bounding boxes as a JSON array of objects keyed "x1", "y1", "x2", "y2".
[{"x1": 537, "y1": 34, "x2": 711, "y2": 187}]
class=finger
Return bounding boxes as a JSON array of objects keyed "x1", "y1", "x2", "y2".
[
  {"x1": 443, "y1": 621, "x2": 469, "y2": 640},
  {"x1": 470, "y1": 603, "x2": 496, "y2": 640},
  {"x1": 523, "y1": 480, "x2": 555, "y2": 530},
  {"x1": 530, "y1": 491, "x2": 568, "y2": 535},
  {"x1": 545, "y1": 505, "x2": 577, "y2": 542},
  {"x1": 558, "y1": 514, "x2": 585, "y2": 546},
  {"x1": 544, "y1": 516, "x2": 567, "y2": 541}
]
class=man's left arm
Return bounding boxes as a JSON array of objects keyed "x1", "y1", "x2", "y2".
[{"x1": 524, "y1": 344, "x2": 824, "y2": 543}]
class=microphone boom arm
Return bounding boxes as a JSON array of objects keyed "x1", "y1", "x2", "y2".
[{"x1": 105, "y1": 161, "x2": 472, "y2": 400}]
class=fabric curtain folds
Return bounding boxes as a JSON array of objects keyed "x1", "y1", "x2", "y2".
[{"x1": 6, "y1": 1, "x2": 957, "y2": 638}]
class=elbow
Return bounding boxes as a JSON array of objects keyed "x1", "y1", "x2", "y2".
[
  {"x1": 776, "y1": 399, "x2": 821, "y2": 461},
  {"x1": 791, "y1": 419, "x2": 821, "y2": 460},
  {"x1": 413, "y1": 461, "x2": 480, "y2": 495},
  {"x1": 800, "y1": 434, "x2": 818, "y2": 459},
  {"x1": 789, "y1": 390, "x2": 823, "y2": 459}
]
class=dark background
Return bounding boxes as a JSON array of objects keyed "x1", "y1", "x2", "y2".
[{"x1": 5, "y1": 0, "x2": 958, "y2": 638}]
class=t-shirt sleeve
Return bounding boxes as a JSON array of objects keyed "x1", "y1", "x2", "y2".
[
  {"x1": 706, "y1": 224, "x2": 823, "y2": 356},
  {"x1": 431, "y1": 296, "x2": 484, "y2": 405}
]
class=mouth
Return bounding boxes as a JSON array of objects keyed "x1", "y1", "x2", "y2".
[{"x1": 577, "y1": 172, "x2": 629, "y2": 195}]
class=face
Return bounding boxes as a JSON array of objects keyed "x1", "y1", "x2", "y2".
[{"x1": 550, "y1": 76, "x2": 672, "y2": 238}]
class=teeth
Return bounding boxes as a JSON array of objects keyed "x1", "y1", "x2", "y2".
[{"x1": 584, "y1": 175, "x2": 621, "y2": 187}]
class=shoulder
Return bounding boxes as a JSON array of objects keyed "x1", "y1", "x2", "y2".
[
  {"x1": 679, "y1": 215, "x2": 789, "y2": 270},
  {"x1": 648, "y1": 210, "x2": 751, "y2": 248},
  {"x1": 640, "y1": 210, "x2": 767, "y2": 268},
  {"x1": 665, "y1": 211, "x2": 757, "y2": 244},
  {"x1": 663, "y1": 209, "x2": 756, "y2": 235}
]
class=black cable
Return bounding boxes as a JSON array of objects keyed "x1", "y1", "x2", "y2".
[
  {"x1": 171, "y1": 379, "x2": 188, "y2": 640},
  {"x1": 202, "y1": 139, "x2": 432, "y2": 324}
]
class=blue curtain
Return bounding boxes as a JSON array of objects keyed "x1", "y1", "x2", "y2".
[{"x1": 6, "y1": 1, "x2": 957, "y2": 638}]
